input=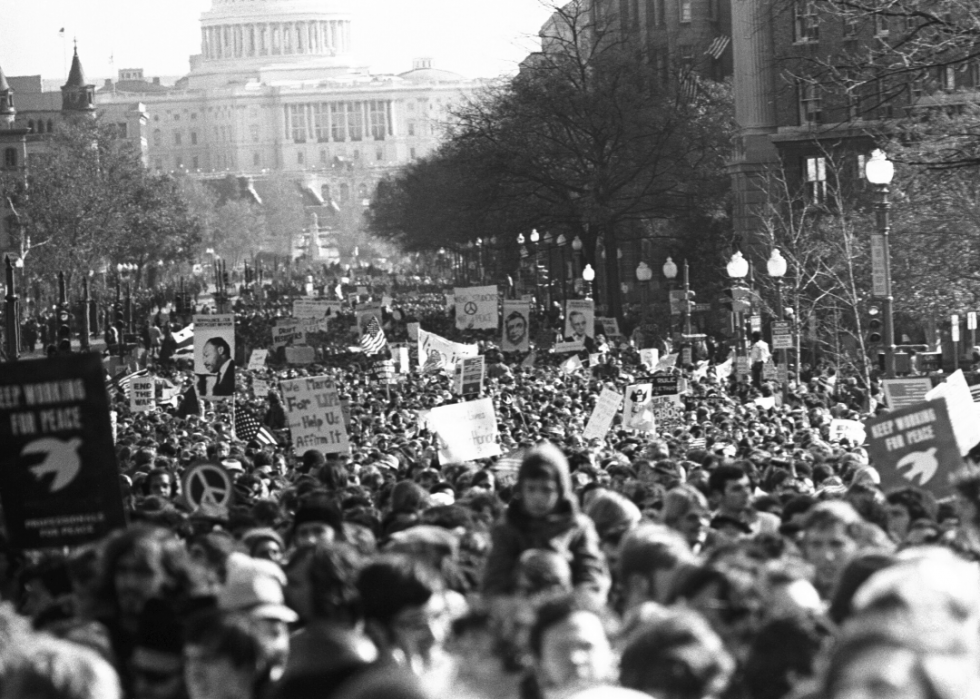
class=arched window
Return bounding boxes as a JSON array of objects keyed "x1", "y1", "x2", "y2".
[
  {"x1": 36, "y1": 120, "x2": 44, "y2": 134},
  {"x1": 339, "y1": 183, "x2": 349, "y2": 203},
  {"x1": 3, "y1": 148, "x2": 17, "y2": 169},
  {"x1": 357, "y1": 183, "x2": 368, "y2": 199},
  {"x1": 47, "y1": 120, "x2": 53, "y2": 133},
  {"x1": 320, "y1": 184, "x2": 331, "y2": 201},
  {"x1": 27, "y1": 120, "x2": 35, "y2": 133}
]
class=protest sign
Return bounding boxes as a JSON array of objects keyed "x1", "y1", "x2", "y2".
[
  {"x1": 554, "y1": 341, "x2": 585, "y2": 354},
  {"x1": 373, "y1": 360, "x2": 395, "y2": 385},
  {"x1": 925, "y1": 370, "x2": 980, "y2": 456},
  {"x1": 623, "y1": 383, "x2": 655, "y2": 432},
  {"x1": 417, "y1": 329, "x2": 478, "y2": 373},
  {"x1": 193, "y1": 314, "x2": 235, "y2": 400},
  {"x1": 455, "y1": 356, "x2": 486, "y2": 396},
  {"x1": 583, "y1": 387, "x2": 623, "y2": 441},
  {"x1": 560, "y1": 355, "x2": 584, "y2": 375},
  {"x1": 272, "y1": 319, "x2": 304, "y2": 349},
  {"x1": 425, "y1": 397, "x2": 501, "y2": 464},
  {"x1": 293, "y1": 299, "x2": 342, "y2": 320},
  {"x1": 252, "y1": 378, "x2": 269, "y2": 399},
  {"x1": 596, "y1": 317, "x2": 622, "y2": 338},
  {"x1": 866, "y1": 398, "x2": 960, "y2": 495},
  {"x1": 882, "y1": 378, "x2": 933, "y2": 410},
  {"x1": 355, "y1": 304, "x2": 383, "y2": 338},
  {"x1": 639, "y1": 349, "x2": 659, "y2": 371},
  {"x1": 564, "y1": 299, "x2": 595, "y2": 343},
  {"x1": 501, "y1": 300, "x2": 531, "y2": 353},
  {"x1": 0, "y1": 353, "x2": 126, "y2": 549},
  {"x1": 829, "y1": 418, "x2": 866, "y2": 445},
  {"x1": 655, "y1": 353, "x2": 678, "y2": 373},
  {"x1": 589, "y1": 353, "x2": 603, "y2": 367},
  {"x1": 454, "y1": 285, "x2": 499, "y2": 330},
  {"x1": 182, "y1": 462, "x2": 234, "y2": 511},
  {"x1": 650, "y1": 376, "x2": 681, "y2": 397},
  {"x1": 281, "y1": 376, "x2": 350, "y2": 455},
  {"x1": 129, "y1": 377, "x2": 155, "y2": 413},
  {"x1": 650, "y1": 395, "x2": 682, "y2": 423},
  {"x1": 247, "y1": 349, "x2": 269, "y2": 371},
  {"x1": 285, "y1": 346, "x2": 315, "y2": 365},
  {"x1": 735, "y1": 356, "x2": 750, "y2": 377},
  {"x1": 393, "y1": 345, "x2": 410, "y2": 374}
]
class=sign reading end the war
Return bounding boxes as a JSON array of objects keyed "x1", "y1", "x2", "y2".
[{"x1": 0, "y1": 354, "x2": 126, "y2": 549}]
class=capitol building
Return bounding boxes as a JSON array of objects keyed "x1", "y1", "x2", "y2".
[{"x1": 3, "y1": 0, "x2": 480, "y2": 261}]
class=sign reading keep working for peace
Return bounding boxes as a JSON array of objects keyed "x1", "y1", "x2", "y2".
[
  {"x1": 865, "y1": 398, "x2": 961, "y2": 495},
  {"x1": 0, "y1": 354, "x2": 125, "y2": 549}
]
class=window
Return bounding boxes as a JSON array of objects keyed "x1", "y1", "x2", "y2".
[
  {"x1": 3, "y1": 148, "x2": 15, "y2": 169},
  {"x1": 968, "y1": 61, "x2": 980, "y2": 89},
  {"x1": 407, "y1": 121, "x2": 416, "y2": 137},
  {"x1": 174, "y1": 114, "x2": 180, "y2": 121},
  {"x1": 854, "y1": 153, "x2": 868, "y2": 189},
  {"x1": 115, "y1": 122, "x2": 127, "y2": 138},
  {"x1": 376, "y1": 147, "x2": 383, "y2": 161},
  {"x1": 250, "y1": 124, "x2": 260, "y2": 142},
  {"x1": 843, "y1": 14, "x2": 859, "y2": 38},
  {"x1": 191, "y1": 113, "x2": 197, "y2": 120},
  {"x1": 794, "y1": 1, "x2": 819, "y2": 43},
  {"x1": 312, "y1": 104, "x2": 328, "y2": 142},
  {"x1": 369, "y1": 101, "x2": 388, "y2": 140},
  {"x1": 656, "y1": 49, "x2": 670, "y2": 84},
  {"x1": 153, "y1": 129, "x2": 161, "y2": 147},
  {"x1": 321, "y1": 184, "x2": 331, "y2": 201},
  {"x1": 410, "y1": 147, "x2": 417, "y2": 159},
  {"x1": 154, "y1": 158, "x2": 162, "y2": 171},
  {"x1": 680, "y1": 0, "x2": 692, "y2": 23},
  {"x1": 174, "y1": 131, "x2": 182, "y2": 146},
  {"x1": 348, "y1": 102, "x2": 364, "y2": 141},
  {"x1": 653, "y1": 0, "x2": 666, "y2": 26},
  {"x1": 339, "y1": 183, "x2": 350, "y2": 202},
  {"x1": 47, "y1": 120, "x2": 53, "y2": 133},
  {"x1": 190, "y1": 131, "x2": 198, "y2": 145},
  {"x1": 804, "y1": 156, "x2": 827, "y2": 202},
  {"x1": 320, "y1": 149, "x2": 328, "y2": 164},
  {"x1": 331, "y1": 103, "x2": 347, "y2": 141},
  {"x1": 910, "y1": 72, "x2": 926, "y2": 100},
  {"x1": 192, "y1": 156, "x2": 199, "y2": 169},
  {"x1": 297, "y1": 151, "x2": 305, "y2": 165},
  {"x1": 27, "y1": 120, "x2": 34, "y2": 133},
  {"x1": 708, "y1": 0, "x2": 719, "y2": 21},
  {"x1": 679, "y1": 45, "x2": 695, "y2": 73},
  {"x1": 798, "y1": 81, "x2": 822, "y2": 124},
  {"x1": 941, "y1": 65, "x2": 956, "y2": 92},
  {"x1": 253, "y1": 152, "x2": 260, "y2": 166},
  {"x1": 874, "y1": 7, "x2": 889, "y2": 36},
  {"x1": 290, "y1": 104, "x2": 307, "y2": 143}
]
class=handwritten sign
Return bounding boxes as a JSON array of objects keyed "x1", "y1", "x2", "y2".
[
  {"x1": 418, "y1": 329, "x2": 478, "y2": 373},
  {"x1": 281, "y1": 376, "x2": 350, "y2": 455},
  {"x1": 583, "y1": 387, "x2": 623, "y2": 441},
  {"x1": 639, "y1": 349, "x2": 659, "y2": 371},
  {"x1": 247, "y1": 349, "x2": 269, "y2": 371},
  {"x1": 273, "y1": 319, "x2": 305, "y2": 348},
  {"x1": 425, "y1": 397, "x2": 501, "y2": 463},
  {"x1": 554, "y1": 341, "x2": 585, "y2": 354},
  {"x1": 454, "y1": 285, "x2": 499, "y2": 330},
  {"x1": 129, "y1": 377, "x2": 155, "y2": 413}
]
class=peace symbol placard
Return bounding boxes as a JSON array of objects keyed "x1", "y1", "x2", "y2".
[
  {"x1": 454, "y1": 286, "x2": 498, "y2": 330},
  {"x1": 182, "y1": 462, "x2": 234, "y2": 510}
]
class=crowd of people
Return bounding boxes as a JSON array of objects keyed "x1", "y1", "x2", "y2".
[{"x1": 2, "y1": 270, "x2": 980, "y2": 699}]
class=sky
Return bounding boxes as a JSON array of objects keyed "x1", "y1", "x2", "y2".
[{"x1": 0, "y1": 0, "x2": 557, "y2": 84}]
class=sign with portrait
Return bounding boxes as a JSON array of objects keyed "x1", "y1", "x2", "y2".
[
  {"x1": 193, "y1": 314, "x2": 236, "y2": 401},
  {"x1": 564, "y1": 299, "x2": 595, "y2": 344},
  {"x1": 501, "y1": 300, "x2": 531, "y2": 353}
]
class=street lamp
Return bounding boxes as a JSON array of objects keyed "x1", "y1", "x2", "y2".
[
  {"x1": 728, "y1": 251, "x2": 749, "y2": 358},
  {"x1": 636, "y1": 261, "x2": 652, "y2": 331},
  {"x1": 582, "y1": 263, "x2": 595, "y2": 299},
  {"x1": 865, "y1": 149, "x2": 896, "y2": 378},
  {"x1": 767, "y1": 248, "x2": 788, "y2": 398},
  {"x1": 663, "y1": 257, "x2": 678, "y2": 336}
]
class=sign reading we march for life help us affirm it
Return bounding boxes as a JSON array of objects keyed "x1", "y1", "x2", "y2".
[
  {"x1": 280, "y1": 376, "x2": 350, "y2": 455},
  {"x1": 0, "y1": 354, "x2": 126, "y2": 549}
]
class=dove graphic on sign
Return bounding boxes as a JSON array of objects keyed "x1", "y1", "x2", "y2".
[
  {"x1": 23, "y1": 437, "x2": 83, "y2": 492},
  {"x1": 897, "y1": 447, "x2": 939, "y2": 485}
]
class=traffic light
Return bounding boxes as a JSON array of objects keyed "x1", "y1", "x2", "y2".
[{"x1": 867, "y1": 305, "x2": 883, "y2": 344}]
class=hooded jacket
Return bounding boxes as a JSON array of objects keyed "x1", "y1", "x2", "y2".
[{"x1": 482, "y1": 442, "x2": 609, "y2": 596}]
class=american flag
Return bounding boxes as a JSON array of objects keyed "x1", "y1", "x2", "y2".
[
  {"x1": 234, "y1": 403, "x2": 278, "y2": 446},
  {"x1": 111, "y1": 368, "x2": 149, "y2": 398},
  {"x1": 970, "y1": 384, "x2": 980, "y2": 403},
  {"x1": 704, "y1": 35, "x2": 730, "y2": 60},
  {"x1": 359, "y1": 316, "x2": 387, "y2": 355}
]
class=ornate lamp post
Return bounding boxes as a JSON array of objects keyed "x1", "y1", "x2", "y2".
[
  {"x1": 582, "y1": 263, "x2": 595, "y2": 300},
  {"x1": 663, "y1": 256, "x2": 677, "y2": 336},
  {"x1": 5, "y1": 257, "x2": 19, "y2": 361},
  {"x1": 865, "y1": 149, "x2": 896, "y2": 378},
  {"x1": 556, "y1": 234, "x2": 567, "y2": 302},
  {"x1": 727, "y1": 251, "x2": 749, "y2": 357},
  {"x1": 767, "y1": 248, "x2": 788, "y2": 398}
]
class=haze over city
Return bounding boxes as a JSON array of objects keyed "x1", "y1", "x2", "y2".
[{"x1": 2, "y1": 0, "x2": 555, "y2": 83}]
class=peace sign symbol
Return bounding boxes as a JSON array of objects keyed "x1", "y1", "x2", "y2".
[
  {"x1": 464, "y1": 301, "x2": 478, "y2": 315},
  {"x1": 182, "y1": 463, "x2": 233, "y2": 509}
]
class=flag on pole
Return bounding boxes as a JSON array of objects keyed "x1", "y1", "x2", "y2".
[
  {"x1": 233, "y1": 403, "x2": 277, "y2": 446},
  {"x1": 560, "y1": 355, "x2": 583, "y2": 375},
  {"x1": 359, "y1": 316, "x2": 387, "y2": 355},
  {"x1": 704, "y1": 35, "x2": 730, "y2": 59},
  {"x1": 111, "y1": 368, "x2": 149, "y2": 398}
]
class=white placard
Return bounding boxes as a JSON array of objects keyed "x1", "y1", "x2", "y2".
[
  {"x1": 583, "y1": 387, "x2": 623, "y2": 441},
  {"x1": 281, "y1": 376, "x2": 350, "y2": 455},
  {"x1": 624, "y1": 383, "x2": 655, "y2": 433},
  {"x1": 951, "y1": 315, "x2": 961, "y2": 343},
  {"x1": 247, "y1": 349, "x2": 269, "y2": 370},
  {"x1": 455, "y1": 285, "x2": 499, "y2": 330},
  {"x1": 426, "y1": 397, "x2": 501, "y2": 464},
  {"x1": 285, "y1": 346, "x2": 315, "y2": 365},
  {"x1": 130, "y1": 377, "x2": 155, "y2": 413},
  {"x1": 417, "y1": 329, "x2": 478, "y2": 373},
  {"x1": 639, "y1": 349, "x2": 659, "y2": 371},
  {"x1": 925, "y1": 370, "x2": 980, "y2": 456},
  {"x1": 193, "y1": 314, "x2": 236, "y2": 401},
  {"x1": 252, "y1": 377, "x2": 269, "y2": 398},
  {"x1": 829, "y1": 418, "x2": 866, "y2": 445}
]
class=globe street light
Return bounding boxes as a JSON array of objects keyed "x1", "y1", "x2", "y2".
[
  {"x1": 767, "y1": 248, "x2": 788, "y2": 399},
  {"x1": 865, "y1": 149, "x2": 896, "y2": 378},
  {"x1": 728, "y1": 251, "x2": 749, "y2": 358},
  {"x1": 582, "y1": 263, "x2": 595, "y2": 299}
]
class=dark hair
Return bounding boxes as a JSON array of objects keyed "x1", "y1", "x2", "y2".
[
  {"x1": 205, "y1": 336, "x2": 231, "y2": 357},
  {"x1": 184, "y1": 608, "x2": 270, "y2": 671},
  {"x1": 308, "y1": 542, "x2": 365, "y2": 626},
  {"x1": 744, "y1": 615, "x2": 829, "y2": 699},
  {"x1": 528, "y1": 593, "x2": 606, "y2": 658},
  {"x1": 357, "y1": 553, "x2": 443, "y2": 627},
  {"x1": 707, "y1": 465, "x2": 745, "y2": 495},
  {"x1": 886, "y1": 486, "x2": 938, "y2": 523}
]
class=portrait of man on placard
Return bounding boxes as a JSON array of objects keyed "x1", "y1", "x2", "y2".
[
  {"x1": 564, "y1": 301, "x2": 596, "y2": 352},
  {"x1": 501, "y1": 307, "x2": 530, "y2": 352},
  {"x1": 197, "y1": 336, "x2": 236, "y2": 398}
]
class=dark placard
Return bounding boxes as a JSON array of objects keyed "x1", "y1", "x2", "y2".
[
  {"x1": 0, "y1": 354, "x2": 125, "y2": 549},
  {"x1": 865, "y1": 398, "x2": 961, "y2": 496},
  {"x1": 650, "y1": 376, "x2": 680, "y2": 396}
]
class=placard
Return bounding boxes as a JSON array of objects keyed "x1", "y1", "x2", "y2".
[
  {"x1": 456, "y1": 356, "x2": 485, "y2": 396},
  {"x1": 355, "y1": 304, "x2": 383, "y2": 338},
  {"x1": 252, "y1": 378, "x2": 269, "y2": 399},
  {"x1": 596, "y1": 317, "x2": 622, "y2": 338},
  {"x1": 281, "y1": 376, "x2": 350, "y2": 455},
  {"x1": 293, "y1": 299, "x2": 342, "y2": 319},
  {"x1": 129, "y1": 377, "x2": 155, "y2": 413},
  {"x1": 650, "y1": 376, "x2": 681, "y2": 396},
  {"x1": 501, "y1": 300, "x2": 531, "y2": 353},
  {"x1": 247, "y1": 349, "x2": 269, "y2": 371},
  {"x1": 417, "y1": 329, "x2": 478, "y2": 373},
  {"x1": 454, "y1": 285, "x2": 499, "y2": 330},
  {"x1": 272, "y1": 318, "x2": 305, "y2": 349},
  {"x1": 0, "y1": 353, "x2": 126, "y2": 549},
  {"x1": 554, "y1": 340, "x2": 585, "y2": 354},
  {"x1": 394, "y1": 345, "x2": 410, "y2": 374},
  {"x1": 564, "y1": 299, "x2": 595, "y2": 344},
  {"x1": 623, "y1": 383, "x2": 655, "y2": 433},
  {"x1": 193, "y1": 314, "x2": 236, "y2": 400},
  {"x1": 182, "y1": 462, "x2": 234, "y2": 511},
  {"x1": 772, "y1": 321, "x2": 793, "y2": 349},
  {"x1": 425, "y1": 397, "x2": 501, "y2": 464},
  {"x1": 639, "y1": 349, "x2": 659, "y2": 371},
  {"x1": 285, "y1": 346, "x2": 316, "y2": 365},
  {"x1": 882, "y1": 378, "x2": 933, "y2": 409},
  {"x1": 866, "y1": 398, "x2": 960, "y2": 495},
  {"x1": 582, "y1": 387, "x2": 623, "y2": 441},
  {"x1": 829, "y1": 418, "x2": 866, "y2": 445},
  {"x1": 925, "y1": 370, "x2": 980, "y2": 456}
]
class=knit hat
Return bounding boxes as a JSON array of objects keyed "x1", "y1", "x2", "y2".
[{"x1": 517, "y1": 441, "x2": 571, "y2": 500}]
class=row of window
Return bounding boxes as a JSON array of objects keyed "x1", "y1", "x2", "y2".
[
  {"x1": 794, "y1": 0, "x2": 934, "y2": 44},
  {"x1": 801, "y1": 153, "x2": 869, "y2": 202},
  {"x1": 285, "y1": 101, "x2": 394, "y2": 144},
  {"x1": 619, "y1": 0, "x2": 720, "y2": 30},
  {"x1": 26, "y1": 119, "x2": 54, "y2": 134}
]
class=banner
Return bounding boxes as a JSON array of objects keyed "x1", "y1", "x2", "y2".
[
  {"x1": 564, "y1": 299, "x2": 595, "y2": 344},
  {"x1": 623, "y1": 383, "x2": 656, "y2": 433},
  {"x1": 129, "y1": 377, "x2": 155, "y2": 413},
  {"x1": 882, "y1": 378, "x2": 933, "y2": 410},
  {"x1": 501, "y1": 300, "x2": 531, "y2": 353},
  {"x1": 425, "y1": 397, "x2": 501, "y2": 463},
  {"x1": 193, "y1": 314, "x2": 236, "y2": 400},
  {"x1": 0, "y1": 353, "x2": 126, "y2": 549},
  {"x1": 417, "y1": 329, "x2": 478, "y2": 373},
  {"x1": 293, "y1": 299, "x2": 342, "y2": 320},
  {"x1": 455, "y1": 356, "x2": 486, "y2": 396},
  {"x1": 455, "y1": 285, "x2": 499, "y2": 330},
  {"x1": 866, "y1": 398, "x2": 960, "y2": 495},
  {"x1": 281, "y1": 376, "x2": 350, "y2": 455},
  {"x1": 247, "y1": 349, "x2": 269, "y2": 371},
  {"x1": 583, "y1": 387, "x2": 623, "y2": 441}
]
